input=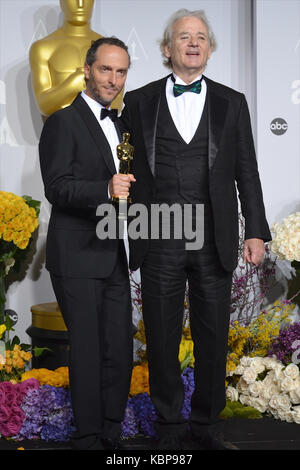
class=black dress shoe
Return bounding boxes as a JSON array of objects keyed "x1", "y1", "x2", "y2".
[
  {"x1": 198, "y1": 432, "x2": 239, "y2": 450},
  {"x1": 156, "y1": 434, "x2": 182, "y2": 450}
]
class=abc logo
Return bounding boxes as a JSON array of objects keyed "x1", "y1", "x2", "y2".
[{"x1": 270, "y1": 118, "x2": 288, "y2": 135}]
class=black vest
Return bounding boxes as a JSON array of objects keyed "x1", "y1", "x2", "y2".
[{"x1": 154, "y1": 90, "x2": 210, "y2": 205}]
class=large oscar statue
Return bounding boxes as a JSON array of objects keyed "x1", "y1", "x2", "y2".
[{"x1": 29, "y1": 0, "x2": 123, "y2": 118}]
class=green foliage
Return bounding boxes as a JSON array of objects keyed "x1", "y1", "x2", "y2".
[{"x1": 220, "y1": 400, "x2": 262, "y2": 420}]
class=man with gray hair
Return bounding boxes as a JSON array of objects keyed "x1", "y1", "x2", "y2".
[{"x1": 121, "y1": 9, "x2": 271, "y2": 450}]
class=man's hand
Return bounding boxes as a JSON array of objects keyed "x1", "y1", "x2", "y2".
[
  {"x1": 243, "y1": 238, "x2": 265, "y2": 266},
  {"x1": 109, "y1": 173, "x2": 136, "y2": 198}
]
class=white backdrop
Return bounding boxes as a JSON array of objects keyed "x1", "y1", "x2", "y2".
[{"x1": 0, "y1": 0, "x2": 299, "y2": 342}]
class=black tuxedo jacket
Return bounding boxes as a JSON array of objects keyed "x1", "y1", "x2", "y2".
[
  {"x1": 39, "y1": 93, "x2": 121, "y2": 278},
  {"x1": 121, "y1": 75, "x2": 271, "y2": 272}
]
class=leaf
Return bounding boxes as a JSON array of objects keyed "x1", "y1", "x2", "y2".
[
  {"x1": 4, "y1": 315, "x2": 15, "y2": 331},
  {"x1": 22, "y1": 195, "x2": 41, "y2": 217},
  {"x1": 20, "y1": 343, "x2": 31, "y2": 351},
  {"x1": 33, "y1": 346, "x2": 52, "y2": 357},
  {"x1": 11, "y1": 335, "x2": 20, "y2": 346}
]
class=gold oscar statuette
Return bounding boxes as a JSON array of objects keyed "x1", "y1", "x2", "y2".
[{"x1": 112, "y1": 133, "x2": 134, "y2": 219}]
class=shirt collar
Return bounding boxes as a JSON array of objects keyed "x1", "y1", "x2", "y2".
[
  {"x1": 81, "y1": 90, "x2": 111, "y2": 118},
  {"x1": 172, "y1": 73, "x2": 203, "y2": 86}
]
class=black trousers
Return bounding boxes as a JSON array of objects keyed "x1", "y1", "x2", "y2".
[
  {"x1": 50, "y1": 241, "x2": 133, "y2": 448},
  {"x1": 140, "y1": 213, "x2": 233, "y2": 439}
]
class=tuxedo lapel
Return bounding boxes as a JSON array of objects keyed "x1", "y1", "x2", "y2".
[
  {"x1": 139, "y1": 77, "x2": 169, "y2": 176},
  {"x1": 204, "y1": 77, "x2": 229, "y2": 171},
  {"x1": 138, "y1": 76, "x2": 229, "y2": 175},
  {"x1": 72, "y1": 94, "x2": 116, "y2": 175}
]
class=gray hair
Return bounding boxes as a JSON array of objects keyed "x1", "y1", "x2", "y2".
[{"x1": 159, "y1": 9, "x2": 217, "y2": 69}]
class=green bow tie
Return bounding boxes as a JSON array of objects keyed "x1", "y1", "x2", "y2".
[{"x1": 172, "y1": 77, "x2": 203, "y2": 97}]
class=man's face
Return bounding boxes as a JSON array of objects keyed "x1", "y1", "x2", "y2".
[
  {"x1": 84, "y1": 44, "x2": 129, "y2": 107},
  {"x1": 60, "y1": 0, "x2": 94, "y2": 24},
  {"x1": 164, "y1": 16, "x2": 213, "y2": 80}
]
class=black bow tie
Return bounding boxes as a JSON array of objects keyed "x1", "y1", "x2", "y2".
[{"x1": 100, "y1": 108, "x2": 118, "y2": 121}]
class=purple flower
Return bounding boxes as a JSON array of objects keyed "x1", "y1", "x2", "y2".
[
  {"x1": 121, "y1": 401, "x2": 139, "y2": 438},
  {"x1": 181, "y1": 367, "x2": 195, "y2": 420},
  {"x1": 268, "y1": 322, "x2": 300, "y2": 365},
  {"x1": 19, "y1": 384, "x2": 74, "y2": 441},
  {"x1": 18, "y1": 418, "x2": 42, "y2": 439},
  {"x1": 19, "y1": 378, "x2": 40, "y2": 398}
]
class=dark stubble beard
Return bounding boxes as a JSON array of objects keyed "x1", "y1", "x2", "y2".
[{"x1": 86, "y1": 73, "x2": 119, "y2": 107}]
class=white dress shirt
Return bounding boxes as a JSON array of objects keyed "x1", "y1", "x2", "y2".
[
  {"x1": 165, "y1": 74, "x2": 207, "y2": 144},
  {"x1": 80, "y1": 91, "x2": 129, "y2": 244},
  {"x1": 81, "y1": 90, "x2": 120, "y2": 172}
]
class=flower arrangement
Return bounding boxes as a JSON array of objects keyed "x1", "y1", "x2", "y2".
[
  {"x1": 0, "y1": 191, "x2": 40, "y2": 323},
  {"x1": 0, "y1": 316, "x2": 32, "y2": 382},
  {"x1": 0, "y1": 376, "x2": 74, "y2": 440},
  {"x1": 270, "y1": 212, "x2": 300, "y2": 263},
  {"x1": 0, "y1": 192, "x2": 39, "y2": 252},
  {"x1": 226, "y1": 356, "x2": 300, "y2": 424},
  {"x1": 226, "y1": 300, "x2": 293, "y2": 376},
  {"x1": 267, "y1": 321, "x2": 300, "y2": 365},
  {"x1": 0, "y1": 211, "x2": 299, "y2": 442}
]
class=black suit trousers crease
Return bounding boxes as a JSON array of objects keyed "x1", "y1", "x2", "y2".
[
  {"x1": 140, "y1": 216, "x2": 233, "y2": 439},
  {"x1": 50, "y1": 241, "x2": 133, "y2": 443}
]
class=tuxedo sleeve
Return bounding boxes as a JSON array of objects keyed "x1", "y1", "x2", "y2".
[
  {"x1": 235, "y1": 94, "x2": 271, "y2": 242},
  {"x1": 39, "y1": 112, "x2": 110, "y2": 210}
]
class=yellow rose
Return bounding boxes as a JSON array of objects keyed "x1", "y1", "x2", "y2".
[
  {"x1": 3, "y1": 230, "x2": 14, "y2": 242},
  {"x1": 17, "y1": 238, "x2": 29, "y2": 250}
]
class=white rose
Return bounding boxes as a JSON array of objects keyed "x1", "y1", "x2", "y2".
[
  {"x1": 269, "y1": 394, "x2": 291, "y2": 411},
  {"x1": 240, "y1": 356, "x2": 253, "y2": 368},
  {"x1": 268, "y1": 407, "x2": 279, "y2": 419},
  {"x1": 284, "y1": 363, "x2": 300, "y2": 380},
  {"x1": 226, "y1": 386, "x2": 239, "y2": 402},
  {"x1": 291, "y1": 406, "x2": 300, "y2": 424},
  {"x1": 249, "y1": 381, "x2": 263, "y2": 397},
  {"x1": 249, "y1": 397, "x2": 268, "y2": 413},
  {"x1": 273, "y1": 365, "x2": 284, "y2": 380},
  {"x1": 262, "y1": 370, "x2": 276, "y2": 386},
  {"x1": 250, "y1": 357, "x2": 265, "y2": 374},
  {"x1": 277, "y1": 410, "x2": 293, "y2": 423},
  {"x1": 263, "y1": 357, "x2": 281, "y2": 370},
  {"x1": 279, "y1": 376, "x2": 296, "y2": 393},
  {"x1": 239, "y1": 394, "x2": 251, "y2": 406},
  {"x1": 234, "y1": 365, "x2": 245, "y2": 375},
  {"x1": 277, "y1": 394, "x2": 292, "y2": 411},
  {"x1": 242, "y1": 367, "x2": 257, "y2": 384},
  {"x1": 289, "y1": 388, "x2": 300, "y2": 405},
  {"x1": 237, "y1": 377, "x2": 250, "y2": 394},
  {"x1": 261, "y1": 383, "x2": 279, "y2": 400}
]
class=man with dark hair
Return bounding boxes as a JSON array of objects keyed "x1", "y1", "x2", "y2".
[
  {"x1": 39, "y1": 37, "x2": 134, "y2": 450},
  {"x1": 122, "y1": 9, "x2": 271, "y2": 450}
]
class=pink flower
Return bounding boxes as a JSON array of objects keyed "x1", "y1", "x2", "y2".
[
  {"x1": 0, "y1": 404, "x2": 12, "y2": 424},
  {"x1": 0, "y1": 407, "x2": 25, "y2": 437},
  {"x1": 19, "y1": 378, "x2": 40, "y2": 397},
  {"x1": 0, "y1": 381, "x2": 14, "y2": 395},
  {"x1": 0, "y1": 388, "x2": 6, "y2": 405}
]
